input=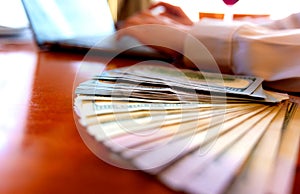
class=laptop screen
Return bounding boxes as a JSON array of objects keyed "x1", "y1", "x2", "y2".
[{"x1": 22, "y1": 0, "x2": 116, "y2": 46}]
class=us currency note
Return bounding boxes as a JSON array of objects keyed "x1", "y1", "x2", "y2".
[
  {"x1": 266, "y1": 102, "x2": 300, "y2": 194},
  {"x1": 73, "y1": 63, "x2": 295, "y2": 194},
  {"x1": 183, "y1": 105, "x2": 281, "y2": 194},
  {"x1": 225, "y1": 102, "x2": 287, "y2": 194},
  {"x1": 124, "y1": 106, "x2": 272, "y2": 172},
  {"x1": 76, "y1": 79, "x2": 287, "y2": 103},
  {"x1": 94, "y1": 64, "x2": 264, "y2": 97},
  {"x1": 104, "y1": 105, "x2": 266, "y2": 158},
  {"x1": 158, "y1": 105, "x2": 275, "y2": 191}
]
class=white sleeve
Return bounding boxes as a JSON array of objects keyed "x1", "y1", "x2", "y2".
[
  {"x1": 262, "y1": 13, "x2": 300, "y2": 30},
  {"x1": 184, "y1": 20, "x2": 242, "y2": 73},
  {"x1": 184, "y1": 19, "x2": 300, "y2": 92}
]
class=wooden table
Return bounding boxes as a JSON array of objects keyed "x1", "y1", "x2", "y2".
[{"x1": 0, "y1": 40, "x2": 299, "y2": 194}]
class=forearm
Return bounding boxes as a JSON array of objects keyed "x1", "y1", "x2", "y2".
[
  {"x1": 232, "y1": 25, "x2": 300, "y2": 81},
  {"x1": 183, "y1": 20, "x2": 241, "y2": 73},
  {"x1": 184, "y1": 20, "x2": 300, "y2": 92}
]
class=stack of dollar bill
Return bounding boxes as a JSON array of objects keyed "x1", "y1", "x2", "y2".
[{"x1": 74, "y1": 64, "x2": 300, "y2": 194}]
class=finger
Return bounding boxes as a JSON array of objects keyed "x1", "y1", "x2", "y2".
[
  {"x1": 149, "y1": 2, "x2": 193, "y2": 25},
  {"x1": 149, "y1": 2, "x2": 178, "y2": 11},
  {"x1": 160, "y1": 12, "x2": 193, "y2": 25},
  {"x1": 117, "y1": 25, "x2": 183, "y2": 60},
  {"x1": 150, "y1": 2, "x2": 185, "y2": 17},
  {"x1": 149, "y1": 2, "x2": 168, "y2": 9}
]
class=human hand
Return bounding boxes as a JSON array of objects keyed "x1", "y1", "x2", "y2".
[
  {"x1": 118, "y1": 2, "x2": 193, "y2": 59},
  {"x1": 149, "y1": 2, "x2": 193, "y2": 25},
  {"x1": 118, "y1": 2, "x2": 193, "y2": 28}
]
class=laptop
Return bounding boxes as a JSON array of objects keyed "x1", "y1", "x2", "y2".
[{"x1": 21, "y1": 0, "x2": 170, "y2": 60}]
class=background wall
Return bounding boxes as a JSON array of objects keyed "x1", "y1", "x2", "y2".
[{"x1": 152, "y1": 0, "x2": 300, "y2": 21}]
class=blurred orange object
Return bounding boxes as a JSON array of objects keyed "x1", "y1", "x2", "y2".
[
  {"x1": 199, "y1": 12, "x2": 269, "y2": 21},
  {"x1": 233, "y1": 13, "x2": 269, "y2": 20},
  {"x1": 199, "y1": 12, "x2": 224, "y2": 20}
]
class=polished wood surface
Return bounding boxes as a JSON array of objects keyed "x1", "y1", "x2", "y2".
[{"x1": 0, "y1": 40, "x2": 299, "y2": 194}]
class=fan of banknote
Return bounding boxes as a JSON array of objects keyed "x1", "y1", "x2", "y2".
[{"x1": 74, "y1": 64, "x2": 299, "y2": 194}]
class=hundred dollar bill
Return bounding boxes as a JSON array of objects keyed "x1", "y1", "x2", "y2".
[
  {"x1": 94, "y1": 64, "x2": 265, "y2": 97},
  {"x1": 225, "y1": 102, "x2": 287, "y2": 194},
  {"x1": 158, "y1": 104, "x2": 275, "y2": 190},
  {"x1": 79, "y1": 102, "x2": 257, "y2": 125},
  {"x1": 75, "y1": 79, "x2": 288, "y2": 103},
  {"x1": 128, "y1": 106, "x2": 273, "y2": 173},
  {"x1": 75, "y1": 94, "x2": 197, "y2": 104},
  {"x1": 75, "y1": 86, "x2": 229, "y2": 103},
  {"x1": 266, "y1": 102, "x2": 300, "y2": 194},
  {"x1": 102, "y1": 105, "x2": 265, "y2": 155},
  {"x1": 183, "y1": 105, "x2": 281, "y2": 194},
  {"x1": 78, "y1": 101, "x2": 235, "y2": 117}
]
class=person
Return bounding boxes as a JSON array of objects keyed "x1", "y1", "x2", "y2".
[{"x1": 118, "y1": 2, "x2": 300, "y2": 93}]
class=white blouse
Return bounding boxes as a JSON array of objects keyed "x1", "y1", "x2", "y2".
[{"x1": 184, "y1": 13, "x2": 300, "y2": 92}]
